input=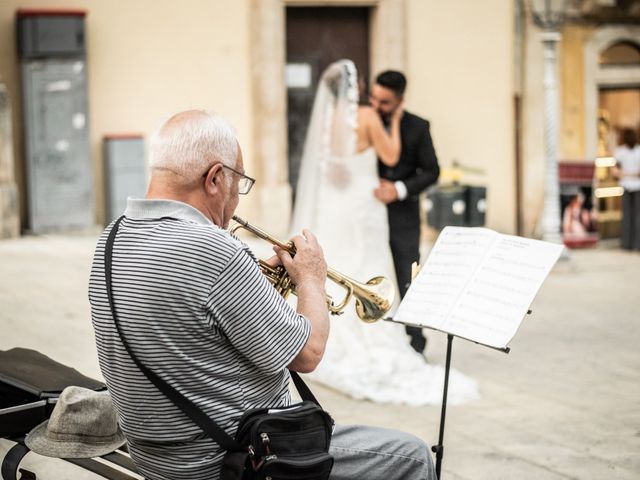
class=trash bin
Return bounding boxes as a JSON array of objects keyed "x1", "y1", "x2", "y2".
[
  {"x1": 426, "y1": 184, "x2": 487, "y2": 229},
  {"x1": 426, "y1": 185, "x2": 467, "y2": 229},
  {"x1": 466, "y1": 186, "x2": 487, "y2": 227}
]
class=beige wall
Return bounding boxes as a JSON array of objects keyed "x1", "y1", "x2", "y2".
[
  {"x1": 0, "y1": 0, "x2": 254, "y2": 228},
  {"x1": 406, "y1": 0, "x2": 516, "y2": 234},
  {"x1": 1, "y1": 0, "x2": 517, "y2": 234}
]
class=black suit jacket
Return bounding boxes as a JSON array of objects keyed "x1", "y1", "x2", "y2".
[
  {"x1": 377, "y1": 111, "x2": 440, "y2": 231},
  {"x1": 377, "y1": 111, "x2": 439, "y2": 298}
]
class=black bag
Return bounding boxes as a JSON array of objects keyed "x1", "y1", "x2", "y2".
[
  {"x1": 104, "y1": 216, "x2": 335, "y2": 480},
  {"x1": 220, "y1": 398, "x2": 334, "y2": 480}
]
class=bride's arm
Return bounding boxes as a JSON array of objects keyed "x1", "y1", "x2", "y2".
[{"x1": 363, "y1": 107, "x2": 402, "y2": 166}]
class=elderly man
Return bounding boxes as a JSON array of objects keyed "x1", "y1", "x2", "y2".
[{"x1": 89, "y1": 110, "x2": 435, "y2": 480}]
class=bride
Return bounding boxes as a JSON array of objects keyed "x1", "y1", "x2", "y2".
[{"x1": 291, "y1": 59, "x2": 478, "y2": 406}]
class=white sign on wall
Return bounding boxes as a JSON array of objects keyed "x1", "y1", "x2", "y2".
[{"x1": 285, "y1": 63, "x2": 312, "y2": 89}]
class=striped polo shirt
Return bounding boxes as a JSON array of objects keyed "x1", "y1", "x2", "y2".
[{"x1": 88, "y1": 198, "x2": 310, "y2": 480}]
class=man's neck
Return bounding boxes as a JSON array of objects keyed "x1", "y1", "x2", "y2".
[{"x1": 146, "y1": 174, "x2": 222, "y2": 226}]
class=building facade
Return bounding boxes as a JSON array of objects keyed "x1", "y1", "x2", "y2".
[
  {"x1": 0, "y1": 0, "x2": 518, "y2": 238},
  {"x1": 520, "y1": 0, "x2": 640, "y2": 237}
]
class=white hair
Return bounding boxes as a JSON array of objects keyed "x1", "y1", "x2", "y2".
[{"x1": 149, "y1": 110, "x2": 238, "y2": 183}]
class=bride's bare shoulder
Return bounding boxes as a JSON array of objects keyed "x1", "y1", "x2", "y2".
[
  {"x1": 356, "y1": 107, "x2": 375, "y2": 152},
  {"x1": 357, "y1": 106, "x2": 376, "y2": 133},
  {"x1": 358, "y1": 105, "x2": 375, "y2": 119}
]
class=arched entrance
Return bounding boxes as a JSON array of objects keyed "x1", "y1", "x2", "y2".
[{"x1": 584, "y1": 26, "x2": 640, "y2": 160}]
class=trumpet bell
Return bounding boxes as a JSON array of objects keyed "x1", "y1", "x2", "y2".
[{"x1": 354, "y1": 276, "x2": 396, "y2": 323}]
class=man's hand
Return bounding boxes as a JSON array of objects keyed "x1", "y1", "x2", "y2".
[
  {"x1": 262, "y1": 254, "x2": 282, "y2": 269},
  {"x1": 274, "y1": 230, "x2": 327, "y2": 289},
  {"x1": 278, "y1": 230, "x2": 330, "y2": 374},
  {"x1": 374, "y1": 179, "x2": 398, "y2": 204},
  {"x1": 391, "y1": 102, "x2": 405, "y2": 123}
]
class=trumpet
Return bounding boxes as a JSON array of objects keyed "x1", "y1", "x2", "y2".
[{"x1": 231, "y1": 216, "x2": 395, "y2": 323}]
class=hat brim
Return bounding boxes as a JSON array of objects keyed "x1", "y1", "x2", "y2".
[{"x1": 25, "y1": 420, "x2": 127, "y2": 459}]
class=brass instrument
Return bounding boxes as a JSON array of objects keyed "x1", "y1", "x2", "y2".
[{"x1": 231, "y1": 215, "x2": 395, "y2": 323}]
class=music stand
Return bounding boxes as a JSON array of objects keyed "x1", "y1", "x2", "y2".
[{"x1": 387, "y1": 309, "x2": 531, "y2": 479}]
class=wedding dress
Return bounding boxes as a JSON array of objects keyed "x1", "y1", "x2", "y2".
[{"x1": 289, "y1": 60, "x2": 479, "y2": 405}]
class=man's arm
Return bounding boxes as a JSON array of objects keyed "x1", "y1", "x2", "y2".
[
  {"x1": 274, "y1": 230, "x2": 330, "y2": 373},
  {"x1": 288, "y1": 282, "x2": 329, "y2": 373},
  {"x1": 403, "y1": 120, "x2": 440, "y2": 197}
]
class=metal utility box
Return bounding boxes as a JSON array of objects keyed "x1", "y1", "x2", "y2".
[
  {"x1": 17, "y1": 10, "x2": 86, "y2": 59},
  {"x1": 103, "y1": 135, "x2": 146, "y2": 223},
  {"x1": 17, "y1": 10, "x2": 94, "y2": 233}
]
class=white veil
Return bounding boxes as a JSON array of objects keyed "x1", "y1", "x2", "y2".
[
  {"x1": 286, "y1": 60, "x2": 481, "y2": 406},
  {"x1": 290, "y1": 59, "x2": 359, "y2": 234}
]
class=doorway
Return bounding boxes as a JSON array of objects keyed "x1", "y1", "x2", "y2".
[
  {"x1": 598, "y1": 87, "x2": 640, "y2": 154},
  {"x1": 595, "y1": 86, "x2": 640, "y2": 237},
  {"x1": 285, "y1": 6, "x2": 370, "y2": 196}
]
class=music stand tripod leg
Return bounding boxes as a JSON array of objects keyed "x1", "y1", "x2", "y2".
[{"x1": 431, "y1": 333, "x2": 454, "y2": 479}]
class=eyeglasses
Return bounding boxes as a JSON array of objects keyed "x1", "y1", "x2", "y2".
[
  {"x1": 222, "y1": 165, "x2": 255, "y2": 195},
  {"x1": 203, "y1": 164, "x2": 255, "y2": 195}
]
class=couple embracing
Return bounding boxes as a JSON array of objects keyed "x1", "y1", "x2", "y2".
[{"x1": 292, "y1": 60, "x2": 477, "y2": 405}]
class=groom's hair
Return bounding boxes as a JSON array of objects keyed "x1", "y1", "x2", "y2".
[{"x1": 375, "y1": 70, "x2": 406, "y2": 98}]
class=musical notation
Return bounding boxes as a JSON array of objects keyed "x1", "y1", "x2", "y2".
[{"x1": 395, "y1": 227, "x2": 563, "y2": 349}]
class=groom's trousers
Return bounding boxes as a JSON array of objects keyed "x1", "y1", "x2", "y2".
[
  {"x1": 329, "y1": 424, "x2": 436, "y2": 480},
  {"x1": 387, "y1": 198, "x2": 427, "y2": 353}
]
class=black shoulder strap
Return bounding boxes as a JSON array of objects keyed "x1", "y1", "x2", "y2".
[
  {"x1": 289, "y1": 370, "x2": 320, "y2": 405},
  {"x1": 103, "y1": 217, "x2": 321, "y2": 452}
]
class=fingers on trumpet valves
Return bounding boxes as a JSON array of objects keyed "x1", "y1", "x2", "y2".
[
  {"x1": 273, "y1": 244, "x2": 294, "y2": 267},
  {"x1": 263, "y1": 254, "x2": 282, "y2": 268},
  {"x1": 277, "y1": 232, "x2": 327, "y2": 288}
]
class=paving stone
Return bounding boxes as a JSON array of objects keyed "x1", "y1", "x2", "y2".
[{"x1": 1, "y1": 234, "x2": 638, "y2": 479}]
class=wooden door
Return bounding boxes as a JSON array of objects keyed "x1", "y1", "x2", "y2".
[{"x1": 286, "y1": 6, "x2": 370, "y2": 196}]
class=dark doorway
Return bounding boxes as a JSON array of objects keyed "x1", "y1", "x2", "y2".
[
  {"x1": 598, "y1": 86, "x2": 640, "y2": 154},
  {"x1": 596, "y1": 86, "x2": 640, "y2": 237},
  {"x1": 285, "y1": 6, "x2": 370, "y2": 196}
]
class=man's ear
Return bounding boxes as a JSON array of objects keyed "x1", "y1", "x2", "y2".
[{"x1": 204, "y1": 163, "x2": 224, "y2": 194}]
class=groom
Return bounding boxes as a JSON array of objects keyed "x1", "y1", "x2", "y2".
[{"x1": 371, "y1": 70, "x2": 440, "y2": 355}]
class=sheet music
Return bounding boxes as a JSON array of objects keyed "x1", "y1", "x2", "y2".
[
  {"x1": 395, "y1": 227, "x2": 563, "y2": 349},
  {"x1": 395, "y1": 227, "x2": 497, "y2": 330}
]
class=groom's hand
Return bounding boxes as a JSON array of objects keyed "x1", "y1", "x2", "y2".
[{"x1": 374, "y1": 179, "x2": 398, "y2": 204}]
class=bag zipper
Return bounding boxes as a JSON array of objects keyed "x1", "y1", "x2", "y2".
[{"x1": 261, "y1": 452, "x2": 334, "y2": 479}]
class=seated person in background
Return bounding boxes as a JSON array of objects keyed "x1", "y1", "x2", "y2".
[
  {"x1": 88, "y1": 109, "x2": 436, "y2": 480},
  {"x1": 562, "y1": 191, "x2": 595, "y2": 237}
]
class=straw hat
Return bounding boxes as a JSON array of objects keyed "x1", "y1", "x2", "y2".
[{"x1": 25, "y1": 386, "x2": 126, "y2": 458}]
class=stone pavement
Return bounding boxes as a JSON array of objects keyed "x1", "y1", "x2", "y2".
[{"x1": 1, "y1": 231, "x2": 639, "y2": 479}]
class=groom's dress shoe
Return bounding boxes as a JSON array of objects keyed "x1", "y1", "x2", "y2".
[{"x1": 407, "y1": 326, "x2": 427, "y2": 354}]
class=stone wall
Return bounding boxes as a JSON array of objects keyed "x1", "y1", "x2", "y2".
[{"x1": 0, "y1": 80, "x2": 19, "y2": 238}]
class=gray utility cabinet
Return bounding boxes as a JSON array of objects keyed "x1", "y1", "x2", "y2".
[
  {"x1": 103, "y1": 135, "x2": 146, "y2": 223},
  {"x1": 17, "y1": 11, "x2": 94, "y2": 232}
]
